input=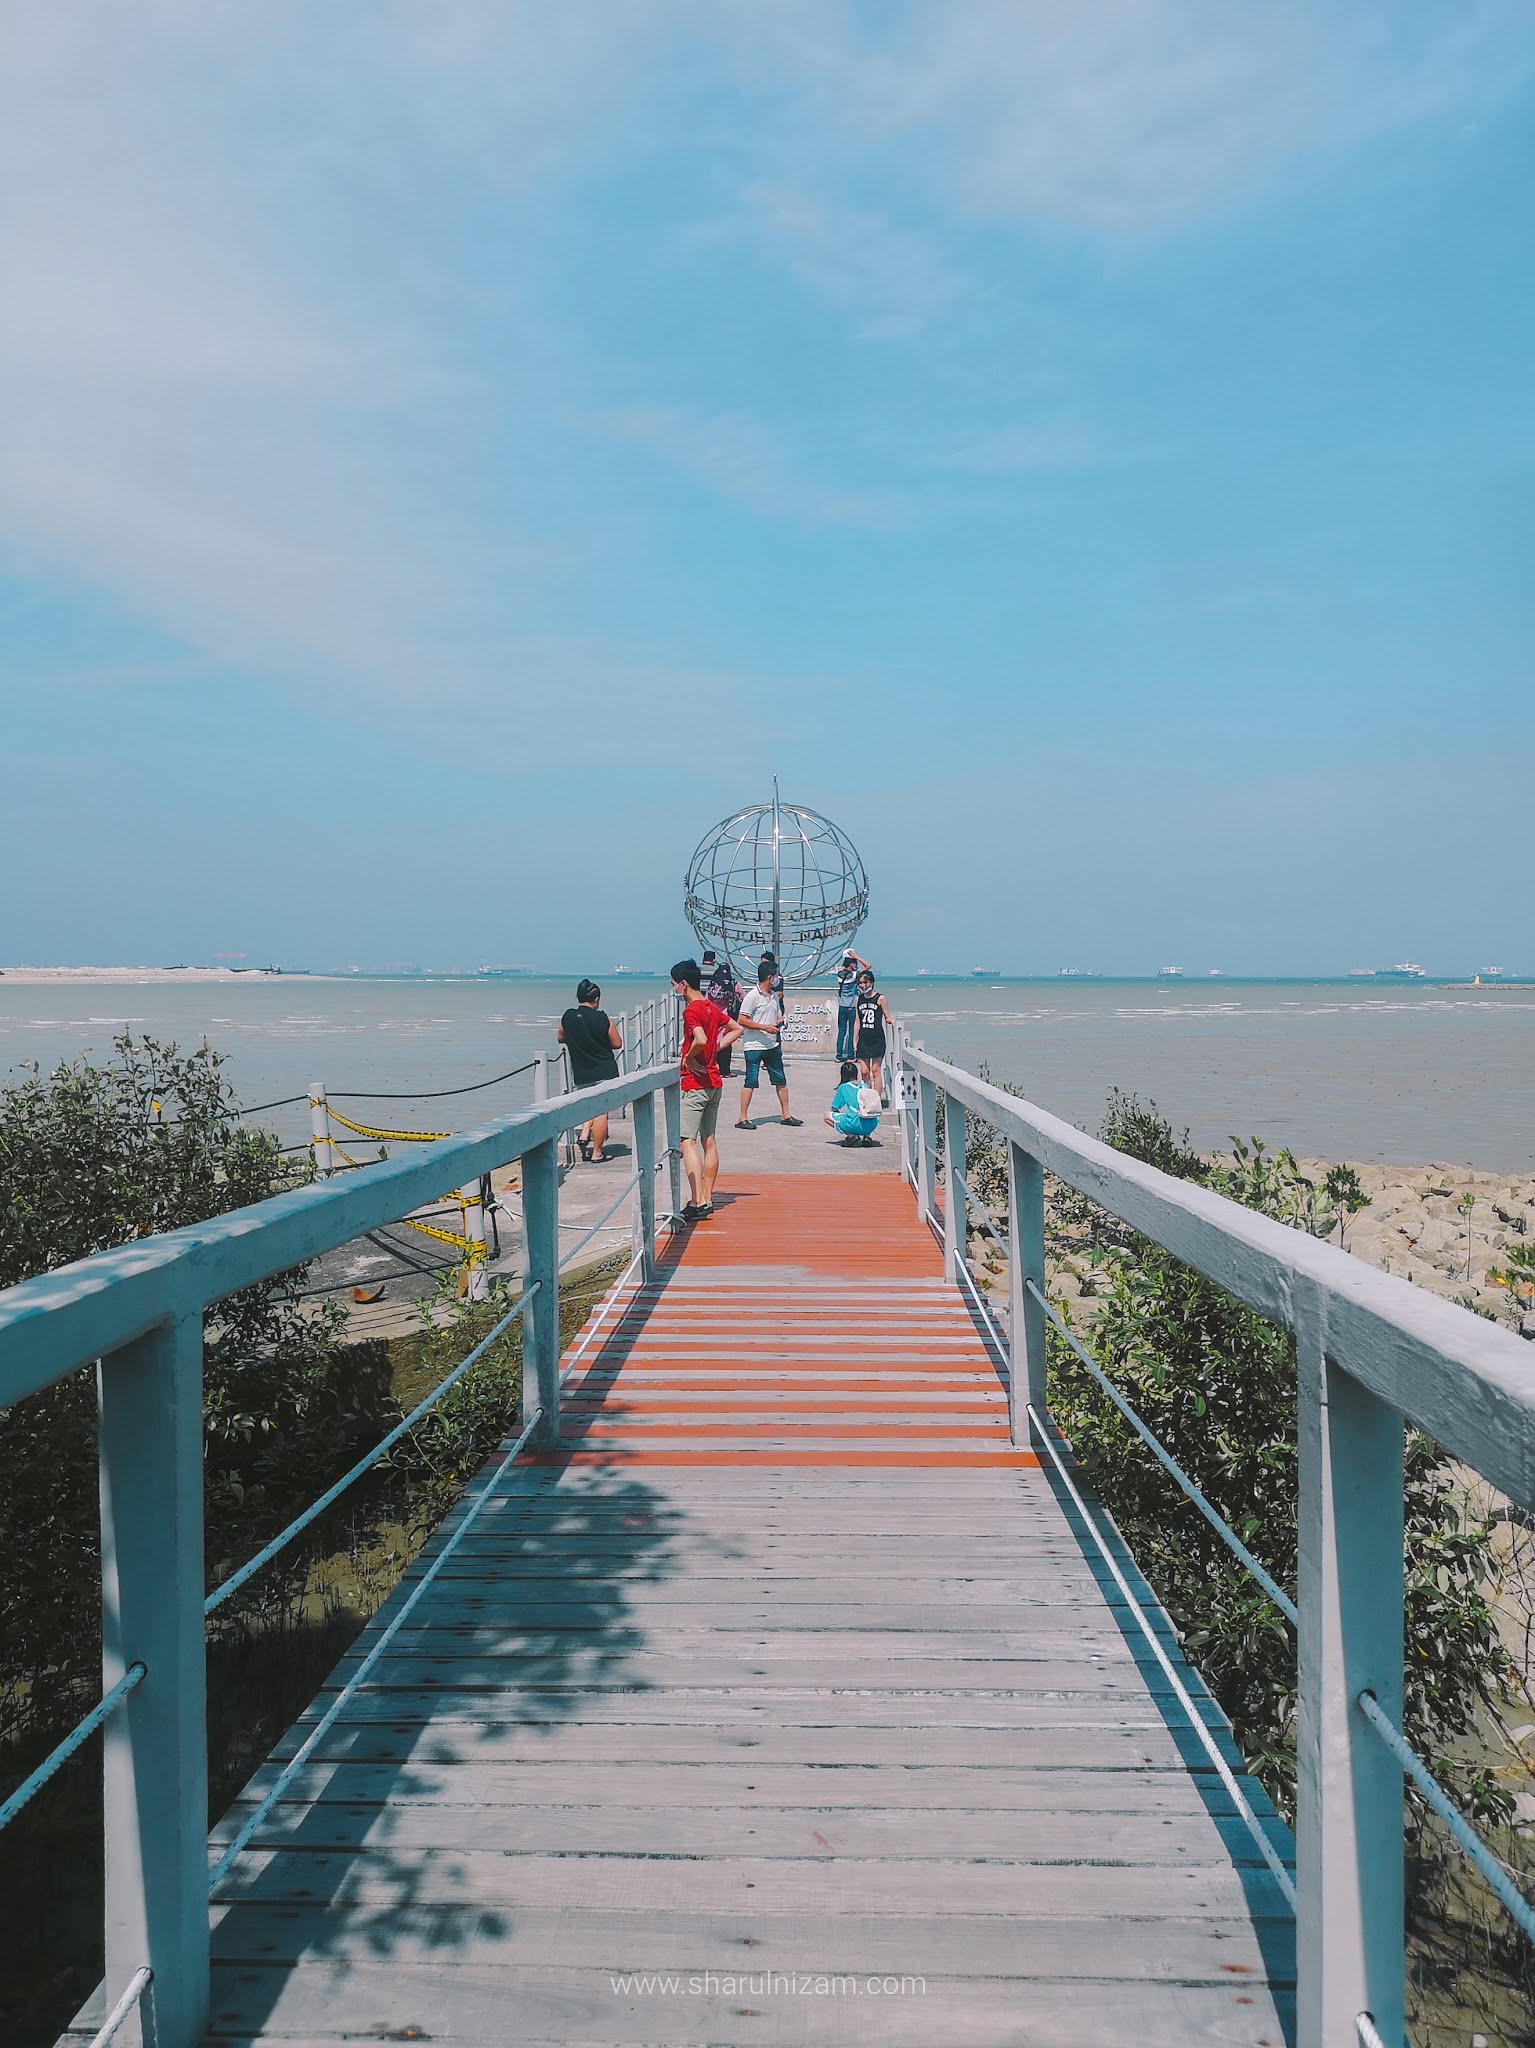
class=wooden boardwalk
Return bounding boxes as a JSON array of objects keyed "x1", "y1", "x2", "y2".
[{"x1": 202, "y1": 1171, "x2": 1295, "y2": 2045}]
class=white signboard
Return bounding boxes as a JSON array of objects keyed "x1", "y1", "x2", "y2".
[{"x1": 781, "y1": 998, "x2": 834, "y2": 1050}]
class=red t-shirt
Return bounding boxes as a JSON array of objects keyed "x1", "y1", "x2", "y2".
[{"x1": 680, "y1": 996, "x2": 729, "y2": 1091}]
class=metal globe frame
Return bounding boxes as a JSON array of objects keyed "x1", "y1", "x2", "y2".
[{"x1": 683, "y1": 783, "x2": 869, "y2": 983}]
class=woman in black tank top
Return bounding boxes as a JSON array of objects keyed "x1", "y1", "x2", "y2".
[{"x1": 853, "y1": 972, "x2": 891, "y2": 1094}]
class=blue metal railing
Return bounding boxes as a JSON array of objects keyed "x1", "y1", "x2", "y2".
[
  {"x1": 205, "y1": 1285, "x2": 538, "y2": 1615},
  {"x1": 896, "y1": 1029, "x2": 1535, "y2": 2048},
  {"x1": 0, "y1": 1054, "x2": 685, "y2": 2048},
  {"x1": 209, "y1": 1390, "x2": 547, "y2": 1886},
  {"x1": 0, "y1": 1662, "x2": 146, "y2": 1835},
  {"x1": 948, "y1": 1154, "x2": 1299, "y2": 1624}
]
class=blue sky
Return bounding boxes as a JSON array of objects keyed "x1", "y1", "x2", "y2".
[{"x1": 3, "y1": 1, "x2": 1532, "y2": 975}]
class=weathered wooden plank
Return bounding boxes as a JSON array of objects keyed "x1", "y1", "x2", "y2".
[
  {"x1": 220, "y1": 1759, "x2": 1273, "y2": 1818},
  {"x1": 218, "y1": 1802, "x2": 1283, "y2": 1868},
  {"x1": 263, "y1": 1717, "x2": 1234, "y2": 1772},
  {"x1": 214, "y1": 1846, "x2": 1293, "y2": 1920},
  {"x1": 325, "y1": 1655, "x2": 1164, "y2": 1695},
  {"x1": 208, "y1": 1900, "x2": 1294, "y2": 1981},
  {"x1": 197, "y1": 1968, "x2": 1292, "y2": 2047},
  {"x1": 338, "y1": 1595, "x2": 1138, "y2": 1628},
  {"x1": 352, "y1": 1625, "x2": 1147, "y2": 1660}
]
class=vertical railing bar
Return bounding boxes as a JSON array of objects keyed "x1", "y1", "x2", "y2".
[
  {"x1": 1295, "y1": 1287, "x2": 1405, "y2": 2047},
  {"x1": 632, "y1": 1091, "x2": 658, "y2": 1284},
  {"x1": 943, "y1": 1092, "x2": 966, "y2": 1286},
  {"x1": 99, "y1": 1312, "x2": 208, "y2": 2046},
  {"x1": 308, "y1": 1082, "x2": 335, "y2": 1178}
]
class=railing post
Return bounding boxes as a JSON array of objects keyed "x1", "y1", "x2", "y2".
[
  {"x1": 918, "y1": 1074, "x2": 938, "y2": 1226},
  {"x1": 943, "y1": 1095, "x2": 966, "y2": 1285},
  {"x1": 462, "y1": 1179, "x2": 488, "y2": 1300},
  {"x1": 1006, "y1": 1143, "x2": 1049, "y2": 1450},
  {"x1": 521, "y1": 1138, "x2": 560, "y2": 1446},
  {"x1": 98, "y1": 1313, "x2": 209, "y2": 2048},
  {"x1": 308, "y1": 1082, "x2": 334, "y2": 1178},
  {"x1": 888, "y1": 1027, "x2": 905, "y2": 1169},
  {"x1": 532, "y1": 1051, "x2": 549, "y2": 1103},
  {"x1": 1295, "y1": 1294, "x2": 1405, "y2": 2048},
  {"x1": 663, "y1": 1081, "x2": 683, "y2": 1225},
  {"x1": 633, "y1": 1091, "x2": 657, "y2": 1282},
  {"x1": 645, "y1": 999, "x2": 656, "y2": 1066}
]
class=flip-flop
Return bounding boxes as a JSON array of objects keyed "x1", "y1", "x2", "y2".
[
  {"x1": 735, "y1": 1121, "x2": 752, "y2": 1129},
  {"x1": 780, "y1": 1117, "x2": 803, "y2": 1126}
]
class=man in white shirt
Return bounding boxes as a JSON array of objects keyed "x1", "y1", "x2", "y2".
[{"x1": 734, "y1": 962, "x2": 802, "y2": 1129}]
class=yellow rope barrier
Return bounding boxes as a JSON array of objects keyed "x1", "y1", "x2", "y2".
[
  {"x1": 326, "y1": 1106, "x2": 453, "y2": 1143},
  {"x1": 399, "y1": 1214, "x2": 480, "y2": 1256},
  {"x1": 314, "y1": 1110, "x2": 483, "y2": 1260}
]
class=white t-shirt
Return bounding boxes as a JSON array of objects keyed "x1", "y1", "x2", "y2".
[{"x1": 738, "y1": 986, "x2": 783, "y2": 1053}]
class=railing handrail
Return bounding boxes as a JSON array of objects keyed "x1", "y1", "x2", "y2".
[
  {"x1": 901, "y1": 1042, "x2": 1535, "y2": 1511},
  {"x1": 894, "y1": 1027, "x2": 1534, "y2": 2045},
  {"x1": 0, "y1": 1060, "x2": 681, "y2": 1410}
]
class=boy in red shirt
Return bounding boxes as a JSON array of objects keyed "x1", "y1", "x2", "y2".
[{"x1": 671, "y1": 958, "x2": 742, "y2": 1221}]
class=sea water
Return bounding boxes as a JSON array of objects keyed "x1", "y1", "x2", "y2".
[{"x1": 0, "y1": 976, "x2": 1529, "y2": 1168}]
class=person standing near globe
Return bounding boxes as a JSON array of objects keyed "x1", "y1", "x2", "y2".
[
  {"x1": 854, "y1": 968, "x2": 893, "y2": 1099},
  {"x1": 671, "y1": 957, "x2": 742, "y2": 1221},
  {"x1": 835, "y1": 947, "x2": 867, "y2": 1062},
  {"x1": 735, "y1": 960, "x2": 802, "y2": 1129},
  {"x1": 702, "y1": 949, "x2": 740, "y2": 1077}
]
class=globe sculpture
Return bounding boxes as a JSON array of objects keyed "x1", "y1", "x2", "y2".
[{"x1": 684, "y1": 781, "x2": 869, "y2": 983}]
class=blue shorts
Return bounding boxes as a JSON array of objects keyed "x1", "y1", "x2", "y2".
[{"x1": 744, "y1": 1043, "x2": 787, "y2": 1090}]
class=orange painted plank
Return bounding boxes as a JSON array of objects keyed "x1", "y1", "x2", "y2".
[
  {"x1": 538, "y1": 1449, "x2": 1040, "y2": 1468},
  {"x1": 542, "y1": 1174, "x2": 1013, "y2": 1469}
]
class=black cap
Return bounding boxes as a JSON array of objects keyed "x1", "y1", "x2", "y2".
[{"x1": 701, "y1": 948, "x2": 717, "y2": 963}]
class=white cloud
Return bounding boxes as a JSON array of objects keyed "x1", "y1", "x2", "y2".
[
  {"x1": 0, "y1": 0, "x2": 1528, "y2": 750},
  {"x1": 744, "y1": 0, "x2": 1532, "y2": 231},
  {"x1": 744, "y1": 183, "x2": 959, "y2": 337},
  {"x1": 941, "y1": 421, "x2": 1116, "y2": 473},
  {"x1": 591, "y1": 407, "x2": 910, "y2": 529},
  {"x1": 0, "y1": 1, "x2": 686, "y2": 716}
]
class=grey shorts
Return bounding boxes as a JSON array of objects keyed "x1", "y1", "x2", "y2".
[{"x1": 679, "y1": 1086, "x2": 723, "y2": 1143}]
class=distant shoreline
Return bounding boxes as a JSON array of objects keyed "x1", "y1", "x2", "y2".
[
  {"x1": 2, "y1": 967, "x2": 1531, "y2": 989},
  {"x1": 0, "y1": 966, "x2": 341, "y2": 984}
]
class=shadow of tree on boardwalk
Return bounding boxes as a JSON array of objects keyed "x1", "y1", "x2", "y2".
[{"x1": 204, "y1": 1456, "x2": 690, "y2": 2036}]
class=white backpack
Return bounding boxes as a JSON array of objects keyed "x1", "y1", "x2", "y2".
[{"x1": 856, "y1": 1084, "x2": 882, "y2": 1119}]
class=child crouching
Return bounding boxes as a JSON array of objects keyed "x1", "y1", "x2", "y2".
[{"x1": 824, "y1": 1060, "x2": 880, "y2": 1146}]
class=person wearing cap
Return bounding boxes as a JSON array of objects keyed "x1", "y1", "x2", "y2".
[
  {"x1": 835, "y1": 947, "x2": 867, "y2": 1062},
  {"x1": 736, "y1": 958, "x2": 801, "y2": 1129},
  {"x1": 702, "y1": 949, "x2": 740, "y2": 1077}
]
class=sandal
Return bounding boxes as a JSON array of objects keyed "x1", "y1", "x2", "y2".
[
  {"x1": 577, "y1": 1132, "x2": 593, "y2": 1161},
  {"x1": 735, "y1": 1120, "x2": 752, "y2": 1129},
  {"x1": 780, "y1": 1116, "x2": 803, "y2": 1126}
]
